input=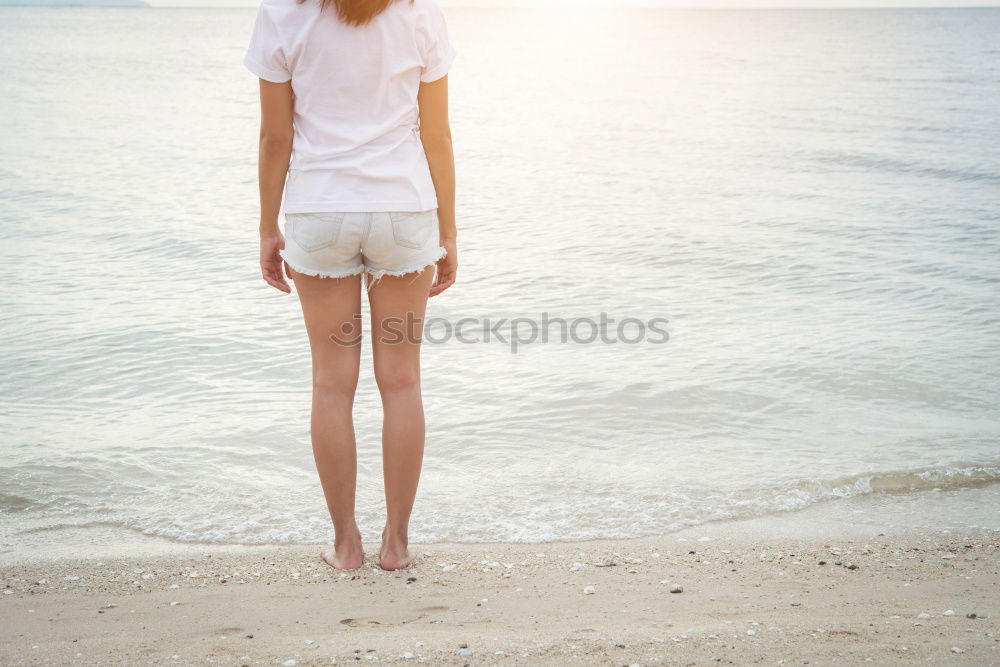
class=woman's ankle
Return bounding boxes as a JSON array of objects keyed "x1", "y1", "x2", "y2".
[
  {"x1": 381, "y1": 523, "x2": 408, "y2": 546},
  {"x1": 334, "y1": 525, "x2": 363, "y2": 549}
]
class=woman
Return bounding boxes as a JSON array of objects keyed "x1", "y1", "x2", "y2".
[{"x1": 243, "y1": 0, "x2": 457, "y2": 571}]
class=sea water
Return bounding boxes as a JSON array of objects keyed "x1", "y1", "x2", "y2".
[{"x1": 1, "y1": 7, "x2": 998, "y2": 555}]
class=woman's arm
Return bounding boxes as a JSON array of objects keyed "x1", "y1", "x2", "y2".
[
  {"x1": 257, "y1": 78, "x2": 294, "y2": 293},
  {"x1": 418, "y1": 75, "x2": 457, "y2": 297}
]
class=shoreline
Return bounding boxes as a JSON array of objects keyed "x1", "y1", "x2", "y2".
[
  {"x1": 3, "y1": 516, "x2": 997, "y2": 665},
  {"x1": 5, "y1": 483, "x2": 997, "y2": 567}
]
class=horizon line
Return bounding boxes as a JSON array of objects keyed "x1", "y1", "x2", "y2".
[{"x1": 129, "y1": 3, "x2": 1000, "y2": 7}]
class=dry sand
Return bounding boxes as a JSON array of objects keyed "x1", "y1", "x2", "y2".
[{"x1": 2, "y1": 523, "x2": 997, "y2": 666}]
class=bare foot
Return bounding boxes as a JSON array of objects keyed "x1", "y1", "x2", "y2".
[
  {"x1": 379, "y1": 527, "x2": 416, "y2": 571},
  {"x1": 319, "y1": 534, "x2": 364, "y2": 570}
]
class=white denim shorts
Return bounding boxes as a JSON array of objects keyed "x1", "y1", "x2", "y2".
[{"x1": 280, "y1": 209, "x2": 447, "y2": 287}]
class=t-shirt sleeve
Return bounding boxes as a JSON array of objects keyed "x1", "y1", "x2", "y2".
[
  {"x1": 243, "y1": 3, "x2": 292, "y2": 83},
  {"x1": 419, "y1": 2, "x2": 456, "y2": 83}
]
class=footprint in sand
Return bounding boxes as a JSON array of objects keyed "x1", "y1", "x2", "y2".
[{"x1": 339, "y1": 606, "x2": 449, "y2": 627}]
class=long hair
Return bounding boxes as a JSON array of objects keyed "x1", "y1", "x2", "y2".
[{"x1": 301, "y1": 0, "x2": 411, "y2": 27}]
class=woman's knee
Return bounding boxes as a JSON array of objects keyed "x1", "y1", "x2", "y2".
[
  {"x1": 312, "y1": 368, "x2": 359, "y2": 397},
  {"x1": 374, "y1": 365, "x2": 420, "y2": 395}
]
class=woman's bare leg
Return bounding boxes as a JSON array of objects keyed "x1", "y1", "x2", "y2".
[
  {"x1": 367, "y1": 269, "x2": 435, "y2": 570},
  {"x1": 289, "y1": 267, "x2": 365, "y2": 570}
]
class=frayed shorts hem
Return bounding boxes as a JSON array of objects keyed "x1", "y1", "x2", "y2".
[
  {"x1": 364, "y1": 245, "x2": 448, "y2": 288},
  {"x1": 280, "y1": 246, "x2": 447, "y2": 289},
  {"x1": 278, "y1": 250, "x2": 366, "y2": 280}
]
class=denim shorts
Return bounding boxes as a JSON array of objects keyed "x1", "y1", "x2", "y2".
[{"x1": 280, "y1": 210, "x2": 446, "y2": 287}]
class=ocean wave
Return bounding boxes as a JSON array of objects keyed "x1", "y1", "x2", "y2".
[
  {"x1": 810, "y1": 151, "x2": 1000, "y2": 184},
  {"x1": 4, "y1": 462, "x2": 997, "y2": 545},
  {"x1": 718, "y1": 463, "x2": 1000, "y2": 520}
]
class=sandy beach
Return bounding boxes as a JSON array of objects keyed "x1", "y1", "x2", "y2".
[{"x1": 2, "y1": 515, "x2": 997, "y2": 667}]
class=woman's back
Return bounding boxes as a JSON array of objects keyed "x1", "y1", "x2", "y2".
[{"x1": 244, "y1": 0, "x2": 455, "y2": 213}]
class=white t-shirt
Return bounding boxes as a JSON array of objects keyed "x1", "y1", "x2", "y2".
[{"x1": 243, "y1": 0, "x2": 456, "y2": 213}]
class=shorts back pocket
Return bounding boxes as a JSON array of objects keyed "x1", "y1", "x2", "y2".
[
  {"x1": 288, "y1": 213, "x2": 346, "y2": 252},
  {"x1": 389, "y1": 210, "x2": 436, "y2": 249}
]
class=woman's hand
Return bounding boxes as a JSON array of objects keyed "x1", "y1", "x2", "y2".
[
  {"x1": 260, "y1": 231, "x2": 291, "y2": 293},
  {"x1": 431, "y1": 238, "x2": 457, "y2": 297}
]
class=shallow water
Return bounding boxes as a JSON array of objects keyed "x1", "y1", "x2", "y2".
[{"x1": 1, "y1": 7, "x2": 998, "y2": 550}]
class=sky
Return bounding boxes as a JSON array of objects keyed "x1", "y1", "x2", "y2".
[{"x1": 148, "y1": 0, "x2": 1000, "y2": 6}]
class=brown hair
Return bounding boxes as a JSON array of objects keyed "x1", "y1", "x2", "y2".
[{"x1": 301, "y1": 0, "x2": 411, "y2": 27}]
